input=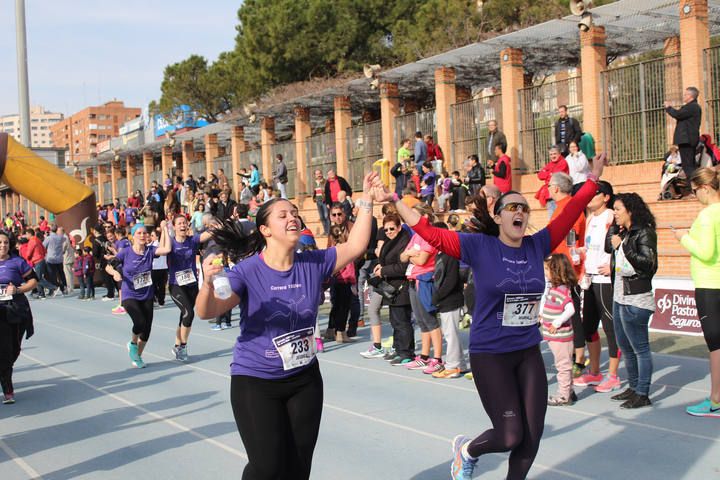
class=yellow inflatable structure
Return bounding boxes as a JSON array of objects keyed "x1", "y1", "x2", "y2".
[{"x1": 0, "y1": 132, "x2": 97, "y2": 242}]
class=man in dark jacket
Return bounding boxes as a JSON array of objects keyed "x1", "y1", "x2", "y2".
[
  {"x1": 215, "y1": 190, "x2": 237, "y2": 222},
  {"x1": 390, "y1": 162, "x2": 412, "y2": 196},
  {"x1": 323, "y1": 169, "x2": 353, "y2": 208},
  {"x1": 554, "y1": 105, "x2": 582, "y2": 157},
  {"x1": 464, "y1": 155, "x2": 485, "y2": 196},
  {"x1": 665, "y1": 87, "x2": 702, "y2": 182},
  {"x1": 486, "y1": 120, "x2": 507, "y2": 163}
]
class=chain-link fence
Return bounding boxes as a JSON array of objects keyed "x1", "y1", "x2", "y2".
[
  {"x1": 451, "y1": 94, "x2": 503, "y2": 171},
  {"x1": 394, "y1": 109, "x2": 437, "y2": 154},
  {"x1": 271, "y1": 141, "x2": 297, "y2": 199},
  {"x1": 602, "y1": 54, "x2": 682, "y2": 165},
  {"x1": 519, "y1": 76, "x2": 583, "y2": 172},
  {"x1": 306, "y1": 132, "x2": 337, "y2": 186},
  {"x1": 706, "y1": 46, "x2": 720, "y2": 138},
  {"x1": 348, "y1": 120, "x2": 383, "y2": 191}
]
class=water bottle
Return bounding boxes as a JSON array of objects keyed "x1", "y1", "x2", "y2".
[{"x1": 212, "y1": 259, "x2": 232, "y2": 299}]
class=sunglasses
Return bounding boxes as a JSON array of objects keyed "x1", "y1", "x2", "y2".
[
  {"x1": 331, "y1": 213, "x2": 344, "y2": 217},
  {"x1": 499, "y1": 202, "x2": 531, "y2": 214},
  {"x1": 384, "y1": 227, "x2": 397, "y2": 232}
]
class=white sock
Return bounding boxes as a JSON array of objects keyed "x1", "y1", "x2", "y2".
[{"x1": 461, "y1": 441, "x2": 477, "y2": 461}]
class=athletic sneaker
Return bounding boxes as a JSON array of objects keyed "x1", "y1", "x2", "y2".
[
  {"x1": 112, "y1": 306, "x2": 126, "y2": 315},
  {"x1": 383, "y1": 349, "x2": 397, "y2": 361},
  {"x1": 211, "y1": 325, "x2": 223, "y2": 331},
  {"x1": 620, "y1": 394, "x2": 651, "y2": 409},
  {"x1": 574, "y1": 372, "x2": 603, "y2": 387},
  {"x1": 389, "y1": 356, "x2": 413, "y2": 366},
  {"x1": 422, "y1": 358, "x2": 444, "y2": 374},
  {"x1": 179, "y1": 346, "x2": 189, "y2": 362},
  {"x1": 433, "y1": 367, "x2": 462, "y2": 379},
  {"x1": 171, "y1": 346, "x2": 183, "y2": 361},
  {"x1": 3, "y1": 394, "x2": 15, "y2": 404},
  {"x1": 133, "y1": 357, "x2": 146, "y2": 369},
  {"x1": 594, "y1": 374, "x2": 622, "y2": 393},
  {"x1": 406, "y1": 356, "x2": 428, "y2": 370},
  {"x1": 101, "y1": 296, "x2": 115, "y2": 302},
  {"x1": 222, "y1": 323, "x2": 233, "y2": 329},
  {"x1": 127, "y1": 342, "x2": 140, "y2": 363},
  {"x1": 450, "y1": 435, "x2": 477, "y2": 480},
  {"x1": 572, "y1": 363, "x2": 586, "y2": 378},
  {"x1": 611, "y1": 388, "x2": 636, "y2": 402},
  {"x1": 360, "y1": 345, "x2": 386, "y2": 359},
  {"x1": 686, "y1": 398, "x2": 720, "y2": 417},
  {"x1": 548, "y1": 391, "x2": 578, "y2": 406},
  {"x1": 464, "y1": 372, "x2": 474, "y2": 380}
]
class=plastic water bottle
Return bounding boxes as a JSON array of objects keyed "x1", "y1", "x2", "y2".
[{"x1": 212, "y1": 259, "x2": 232, "y2": 299}]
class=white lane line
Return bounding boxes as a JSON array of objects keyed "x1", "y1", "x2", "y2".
[
  {"x1": 20, "y1": 352, "x2": 248, "y2": 461},
  {"x1": 0, "y1": 438, "x2": 43, "y2": 480}
]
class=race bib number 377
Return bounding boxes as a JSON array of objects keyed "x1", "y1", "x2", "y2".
[
  {"x1": 502, "y1": 293, "x2": 542, "y2": 327},
  {"x1": 272, "y1": 327, "x2": 316, "y2": 371}
]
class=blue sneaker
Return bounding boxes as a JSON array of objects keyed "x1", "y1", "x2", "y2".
[
  {"x1": 127, "y1": 342, "x2": 140, "y2": 364},
  {"x1": 133, "y1": 356, "x2": 146, "y2": 369},
  {"x1": 686, "y1": 398, "x2": 720, "y2": 417},
  {"x1": 451, "y1": 435, "x2": 477, "y2": 480}
]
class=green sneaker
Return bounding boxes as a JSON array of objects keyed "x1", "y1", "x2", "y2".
[
  {"x1": 133, "y1": 356, "x2": 146, "y2": 369},
  {"x1": 127, "y1": 342, "x2": 140, "y2": 364},
  {"x1": 464, "y1": 372, "x2": 474, "y2": 380},
  {"x1": 686, "y1": 398, "x2": 720, "y2": 417},
  {"x1": 381, "y1": 336, "x2": 394, "y2": 349},
  {"x1": 572, "y1": 363, "x2": 586, "y2": 378}
]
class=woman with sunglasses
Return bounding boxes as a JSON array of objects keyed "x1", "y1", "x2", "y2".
[
  {"x1": 375, "y1": 154, "x2": 606, "y2": 480},
  {"x1": 106, "y1": 223, "x2": 171, "y2": 368},
  {"x1": 674, "y1": 167, "x2": 720, "y2": 416}
]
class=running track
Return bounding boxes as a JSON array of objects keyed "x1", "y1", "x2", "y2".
[{"x1": 1, "y1": 295, "x2": 719, "y2": 479}]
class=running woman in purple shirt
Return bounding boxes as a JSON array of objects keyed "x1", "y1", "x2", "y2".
[
  {"x1": 196, "y1": 172, "x2": 381, "y2": 480},
  {"x1": 160, "y1": 216, "x2": 211, "y2": 362},
  {"x1": 378, "y1": 155, "x2": 607, "y2": 480},
  {"x1": 107, "y1": 223, "x2": 171, "y2": 368},
  {"x1": 0, "y1": 230, "x2": 38, "y2": 404}
]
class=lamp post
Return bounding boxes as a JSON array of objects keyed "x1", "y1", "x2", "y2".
[{"x1": 15, "y1": 0, "x2": 31, "y2": 147}]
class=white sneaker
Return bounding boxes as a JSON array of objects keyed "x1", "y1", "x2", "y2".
[{"x1": 101, "y1": 296, "x2": 114, "y2": 302}]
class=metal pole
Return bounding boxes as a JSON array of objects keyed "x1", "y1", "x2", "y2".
[{"x1": 15, "y1": 0, "x2": 31, "y2": 147}]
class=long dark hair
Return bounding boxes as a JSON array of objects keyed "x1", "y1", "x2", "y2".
[
  {"x1": 210, "y1": 197, "x2": 285, "y2": 263},
  {"x1": 615, "y1": 192, "x2": 656, "y2": 230},
  {"x1": 0, "y1": 230, "x2": 18, "y2": 256},
  {"x1": 464, "y1": 194, "x2": 500, "y2": 236}
]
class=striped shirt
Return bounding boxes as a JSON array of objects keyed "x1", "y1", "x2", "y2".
[{"x1": 541, "y1": 284, "x2": 574, "y2": 342}]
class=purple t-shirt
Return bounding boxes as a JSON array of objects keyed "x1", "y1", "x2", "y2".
[
  {"x1": 167, "y1": 234, "x2": 201, "y2": 286},
  {"x1": 459, "y1": 229, "x2": 550, "y2": 354},
  {"x1": 0, "y1": 255, "x2": 32, "y2": 286},
  {"x1": 116, "y1": 245, "x2": 157, "y2": 301},
  {"x1": 114, "y1": 238, "x2": 131, "y2": 252},
  {"x1": 227, "y1": 247, "x2": 337, "y2": 379},
  {"x1": 421, "y1": 171, "x2": 436, "y2": 196}
]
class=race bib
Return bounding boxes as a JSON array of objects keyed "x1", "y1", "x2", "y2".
[
  {"x1": 133, "y1": 271, "x2": 152, "y2": 290},
  {"x1": 0, "y1": 284, "x2": 12, "y2": 302},
  {"x1": 175, "y1": 268, "x2": 196, "y2": 286},
  {"x1": 502, "y1": 293, "x2": 542, "y2": 327},
  {"x1": 272, "y1": 327, "x2": 316, "y2": 371}
]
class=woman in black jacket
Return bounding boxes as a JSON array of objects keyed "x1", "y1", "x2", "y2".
[
  {"x1": 373, "y1": 213, "x2": 413, "y2": 364},
  {"x1": 605, "y1": 192, "x2": 658, "y2": 409}
]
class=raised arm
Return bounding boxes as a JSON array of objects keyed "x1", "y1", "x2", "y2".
[
  {"x1": 333, "y1": 173, "x2": 377, "y2": 275},
  {"x1": 154, "y1": 220, "x2": 172, "y2": 256}
]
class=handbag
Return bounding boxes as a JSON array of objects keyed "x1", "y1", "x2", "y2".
[{"x1": 368, "y1": 275, "x2": 399, "y2": 301}]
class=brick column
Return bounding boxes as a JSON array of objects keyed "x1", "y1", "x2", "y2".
[
  {"x1": 334, "y1": 96, "x2": 352, "y2": 180},
  {"x1": 435, "y1": 66, "x2": 457, "y2": 170},
  {"x1": 231, "y1": 126, "x2": 246, "y2": 201},
  {"x1": 161, "y1": 145, "x2": 173, "y2": 182},
  {"x1": 380, "y1": 83, "x2": 400, "y2": 166},
  {"x1": 142, "y1": 151, "x2": 153, "y2": 197},
  {"x1": 126, "y1": 156, "x2": 137, "y2": 198},
  {"x1": 110, "y1": 160, "x2": 120, "y2": 202},
  {"x1": 664, "y1": 37, "x2": 682, "y2": 146},
  {"x1": 205, "y1": 133, "x2": 219, "y2": 181},
  {"x1": 261, "y1": 117, "x2": 276, "y2": 185},
  {"x1": 97, "y1": 166, "x2": 107, "y2": 205},
  {"x1": 11, "y1": 194, "x2": 18, "y2": 216},
  {"x1": 680, "y1": 0, "x2": 710, "y2": 107},
  {"x1": 580, "y1": 26, "x2": 607, "y2": 151},
  {"x1": 500, "y1": 48, "x2": 525, "y2": 179},
  {"x1": 181, "y1": 140, "x2": 194, "y2": 179},
  {"x1": 295, "y1": 107, "x2": 311, "y2": 197}
]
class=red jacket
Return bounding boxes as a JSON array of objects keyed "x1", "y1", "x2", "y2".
[
  {"x1": 535, "y1": 156, "x2": 569, "y2": 206},
  {"x1": 24, "y1": 236, "x2": 46, "y2": 266},
  {"x1": 493, "y1": 154, "x2": 512, "y2": 193},
  {"x1": 39, "y1": 219, "x2": 50, "y2": 233}
]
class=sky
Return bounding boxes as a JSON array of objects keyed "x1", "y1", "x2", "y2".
[{"x1": 0, "y1": 0, "x2": 241, "y2": 116}]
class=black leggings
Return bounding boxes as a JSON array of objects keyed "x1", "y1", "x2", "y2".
[
  {"x1": 697, "y1": 288, "x2": 720, "y2": 352},
  {"x1": 329, "y1": 283, "x2": 352, "y2": 333},
  {"x1": 152, "y1": 269, "x2": 168, "y2": 305},
  {"x1": 582, "y1": 282, "x2": 618, "y2": 357},
  {"x1": 0, "y1": 319, "x2": 24, "y2": 396},
  {"x1": 170, "y1": 283, "x2": 199, "y2": 328},
  {"x1": 570, "y1": 286, "x2": 585, "y2": 350},
  {"x1": 468, "y1": 345, "x2": 547, "y2": 480},
  {"x1": 123, "y1": 298, "x2": 154, "y2": 342},
  {"x1": 47, "y1": 262, "x2": 67, "y2": 290},
  {"x1": 389, "y1": 304, "x2": 415, "y2": 359},
  {"x1": 231, "y1": 362, "x2": 323, "y2": 480}
]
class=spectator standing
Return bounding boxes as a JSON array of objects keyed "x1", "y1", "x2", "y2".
[
  {"x1": 323, "y1": 169, "x2": 352, "y2": 209},
  {"x1": 536, "y1": 146, "x2": 569, "y2": 216},
  {"x1": 554, "y1": 105, "x2": 582, "y2": 157},
  {"x1": 312, "y1": 170, "x2": 330, "y2": 236},
  {"x1": 486, "y1": 120, "x2": 507, "y2": 163},
  {"x1": 43, "y1": 225, "x2": 68, "y2": 295},
  {"x1": 425, "y1": 134, "x2": 444, "y2": 173},
  {"x1": 414, "y1": 131, "x2": 428, "y2": 174},
  {"x1": 397, "y1": 138, "x2": 412, "y2": 165},
  {"x1": 391, "y1": 161, "x2": 412, "y2": 197},
  {"x1": 464, "y1": 155, "x2": 485, "y2": 197},
  {"x1": 665, "y1": 87, "x2": 702, "y2": 183},
  {"x1": 566, "y1": 141, "x2": 591, "y2": 186},
  {"x1": 273, "y1": 154, "x2": 289, "y2": 199},
  {"x1": 489, "y1": 144, "x2": 512, "y2": 193}
]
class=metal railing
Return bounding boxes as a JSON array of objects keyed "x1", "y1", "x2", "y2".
[
  {"x1": 519, "y1": 76, "x2": 583, "y2": 172},
  {"x1": 394, "y1": 109, "x2": 437, "y2": 154},
  {"x1": 271, "y1": 141, "x2": 297, "y2": 199},
  {"x1": 102, "y1": 182, "x2": 112, "y2": 204},
  {"x1": 348, "y1": 120, "x2": 383, "y2": 191},
  {"x1": 117, "y1": 178, "x2": 128, "y2": 203},
  {"x1": 602, "y1": 54, "x2": 682, "y2": 164},
  {"x1": 131, "y1": 174, "x2": 143, "y2": 194},
  {"x1": 705, "y1": 46, "x2": 720, "y2": 138},
  {"x1": 188, "y1": 161, "x2": 205, "y2": 181},
  {"x1": 451, "y1": 94, "x2": 503, "y2": 170},
  {"x1": 306, "y1": 132, "x2": 337, "y2": 186},
  {"x1": 148, "y1": 168, "x2": 163, "y2": 186}
]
